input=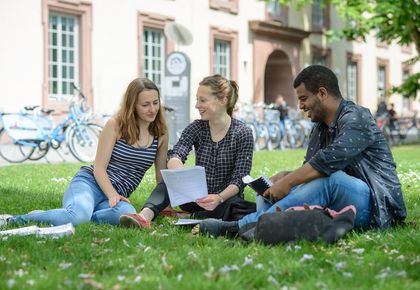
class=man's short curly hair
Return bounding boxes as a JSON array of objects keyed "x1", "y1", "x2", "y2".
[{"x1": 293, "y1": 65, "x2": 342, "y2": 99}]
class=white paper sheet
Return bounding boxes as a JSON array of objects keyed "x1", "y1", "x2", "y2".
[
  {"x1": 0, "y1": 225, "x2": 39, "y2": 236},
  {"x1": 0, "y1": 223, "x2": 75, "y2": 237},
  {"x1": 173, "y1": 218, "x2": 203, "y2": 226},
  {"x1": 161, "y1": 166, "x2": 208, "y2": 207}
]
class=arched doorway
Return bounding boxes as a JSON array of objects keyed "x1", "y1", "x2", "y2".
[{"x1": 264, "y1": 50, "x2": 295, "y2": 107}]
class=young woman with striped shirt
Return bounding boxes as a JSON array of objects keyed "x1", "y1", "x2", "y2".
[{"x1": 4, "y1": 78, "x2": 168, "y2": 227}]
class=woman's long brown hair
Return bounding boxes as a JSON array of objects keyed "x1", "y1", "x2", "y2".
[{"x1": 115, "y1": 78, "x2": 167, "y2": 145}]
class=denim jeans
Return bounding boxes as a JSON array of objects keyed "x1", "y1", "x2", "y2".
[
  {"x1": 238, "y1": 170, "x2": 372, "y2": 230},
  {"x1": 279, "y1": 120, "x2": 286, "y2": 139},
  {"x1": 10, "y1": 170, "x2": 136, "y2": 226}
]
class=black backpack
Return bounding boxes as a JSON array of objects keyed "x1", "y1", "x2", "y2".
[{"x1": 241, "y1": 205, "x2": 356, "y2": 244}]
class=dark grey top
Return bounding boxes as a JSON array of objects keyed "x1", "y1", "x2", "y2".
[
  {"x1": 305, "y1": 100, "x2": 406, "y2": 228},
  {"x1": 168, "y1": 118, "x2": 253, "y2": 197}
]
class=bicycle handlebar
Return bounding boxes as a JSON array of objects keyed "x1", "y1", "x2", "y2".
[
  {"x1": 24, "y1": 106, "x2": 40, "y2": 111},
  {"x1": 71, "y1": 83, "x2": 87, "y2": 100}
]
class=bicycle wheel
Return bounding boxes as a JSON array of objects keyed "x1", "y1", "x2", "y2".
[
  {"x1": 67, "y1": 124, "x2": 100, "y2": 162},
  {"x1": 255, "y1": 124, "x2": 269, "y2": 151},
  {"x1": 283, "y1": 130, "x2": 296, "y2": 149},
  {"x1": 246, "y1": 123, "x2": 259, "y2": 151},
  {"x1": 292, "y1": 123, "x2": 305, "y2": 148},
  {"x1": 0, "y1": 129, "x2": 36, "y2": 163},
  {"x1": 27, "y1": 143, "x2": 50, "y2": 161},
  {"x1": 267, "y1": 122, "x2": 281, "y2": 151},
  {"x1": 87, "y1": 123, "x2": 103, "y2": 137}
]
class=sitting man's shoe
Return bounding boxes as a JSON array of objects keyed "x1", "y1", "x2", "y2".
[
  {"x1": 119, "y1": 214, "x2": 151, "y2": 229},
  {"x1": 0, "y1": 214, "x2": 13, "y2": 228},
  {"x1": 237, "y1": 222, "x2": 257, "y2": 242},
  {"x1": 199, "y1": 218, "x2": 239, "y2": 237}
]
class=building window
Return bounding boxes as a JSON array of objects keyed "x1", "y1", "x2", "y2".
[
  {"x1": 347, "y1": 53, "x2": 362, "y2": 104},
  {"x1": 209, "y1": 0, "x2": 238, "y2": 14},
  {"x1": 311, "y1": 46, "x2": 331, "y2": 67},
  {"x1": 312, "y1": 0, "x2": 329, "y2": 31},
  {"x1": 48, "y1": 13, "x2": 79, "y2": 100},
  {"x1": 213, "y1": 40, "x2": 231, "y2": 79},
  {"x1": 209, "y1": 26, "x2": 238, "y2": 80},
  {"x1": 402, "y1": 68, "x2": 410, "y2": 111},
  {"x1": 266, "y1": 0, "x2": 288, "y2": 24},
  {"x1": 312, "y1": 54, "x2": 326, "y2": 66},
  {"x1": 143, "y1": 28, "x2": 165, "y2": 92},
  {"x1": 347, "y1": 62, "x2": 357, "y2": 103},
  {"x1": 267, "y1": 1, "x2": 281, "y2": 16},
  {"x1": 312, "y1": 0, "x2": 323, "y2": 27},
  {"x1": 377, "y1": 66, "x2": 386, "y2": 100},
  {"x1": 402, "y1": 69, "x2": 410, "y2": 87},
  {"x1": 137, "y1": 12, "x2": 174, "y2": 101},
  {"x1": 43, "y1": 0, "x2": 92, "y2": 110}
]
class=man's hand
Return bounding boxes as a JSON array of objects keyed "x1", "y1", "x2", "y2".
[
  {"x1": 270, "y1": 171, "x2": 290, "y2": 183},
  {"x1": 196, "y1": 194, "x2": 221, "y2": 211},
  {"x1": 263, "y1": 178, "x2": 292, "y2": 202},
  {"x1": 108, "y1": 194, "x2": 131, "y2": 208},
  {"x1": 264, "y1": 163, "x2": 321, "y2": 203}
]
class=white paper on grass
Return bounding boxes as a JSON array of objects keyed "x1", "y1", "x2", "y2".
[
  {"x1": 173, "y1": 218, "x2": 203, "y2": 226},
  {"x1": 0, "y1": 225, "x2": 39, "y2": 236},
  {"x1": 0, "y1": 223, "x2": 75, "y2": 237},
  {"x1": 161, "y1": 166, "x2": 208, "y2": 207}
]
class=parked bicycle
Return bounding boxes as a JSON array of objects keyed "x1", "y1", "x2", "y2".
[
  {"x1": 263, "y1": 104, "x2": 282, "y2": 150},
  {"x1": 376, "y1": 111, "x2": 418, "y2": 146},
  {"x1": 0, "y1": 85, "x2": 101, "y2": 163},
  {"x1": 265, "y1": 104, "x2": 311, "y2": 150},
  {"x1": 287, "y1": 110, "x2": 313, "y2": 149},
  {"x1": 235, "y1": 102, "x2": 270, "y2": 151}
]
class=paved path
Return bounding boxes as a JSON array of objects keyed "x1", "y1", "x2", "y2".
[
  {"x1": 0, "y1": 146, "x2": 81, "y2": 167},
  {"x1": 1, "y1": 130, "x2": 418, "y2": 167}
]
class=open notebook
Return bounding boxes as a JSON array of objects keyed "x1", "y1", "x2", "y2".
[{"x1": 242, "y1": 175, "x2": 272, "y2": 195}]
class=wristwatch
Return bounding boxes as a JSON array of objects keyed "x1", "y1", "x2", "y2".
[{"x1": 217, "y1": 194, "x2": 224, "y2": 204}]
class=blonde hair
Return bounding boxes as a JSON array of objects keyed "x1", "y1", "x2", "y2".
[
  {"x1": 199, "y1": 74, "x2": 239, "y2": 116},
  {"x1": 116, "y1": 78, "x2": 167, "y2": 145}
]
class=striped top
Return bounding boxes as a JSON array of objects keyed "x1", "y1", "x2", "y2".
[{"x1": 81, "y1": 137, "x2": 158, "y2": 198}]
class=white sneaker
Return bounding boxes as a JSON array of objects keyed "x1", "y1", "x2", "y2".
[
  {"x1": 0, "y1": 214, "x2": 13, "y2": 228},
  {"x1": 28, "y1": 210, "x2": 46, "y2": 214}
]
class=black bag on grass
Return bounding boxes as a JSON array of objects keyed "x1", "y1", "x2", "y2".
[
  {"x1": 190, "y1": 196, "x2": 256, "y2": 221},
  {"x1": 252, "y1": 205, "x2": 356, "y2": 245}
]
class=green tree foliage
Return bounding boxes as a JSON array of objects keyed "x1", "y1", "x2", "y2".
[{"x1": 272, "y1": 0, "x2": 419, "y2": 99}]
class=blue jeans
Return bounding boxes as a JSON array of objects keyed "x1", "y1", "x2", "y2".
[
  {"x1": 279, "y1": 120, "x2": 286, "y2": 139},
  {"x1": 10, "y1": 171, "x2": 136, "y2": 226},
  {"x1": 238, "y1": 171, "x2": 372, "y2": 230}
]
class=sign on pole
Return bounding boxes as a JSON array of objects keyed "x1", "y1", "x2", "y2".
[{"x1": 164, "y1": 51, "x2": 191, "y2": 147}]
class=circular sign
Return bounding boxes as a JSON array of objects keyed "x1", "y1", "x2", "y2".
[{"x1": 166, "y1": 53, "x2": 187, "y2": 75}]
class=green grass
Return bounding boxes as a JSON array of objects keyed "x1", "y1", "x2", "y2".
[{"x1": 0, "y1": 146, "x2": 419, "y2": 289}]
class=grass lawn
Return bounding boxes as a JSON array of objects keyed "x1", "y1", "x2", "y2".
[{"x1": 0, "y1": 145, "x2": 419, "y2": 289}]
